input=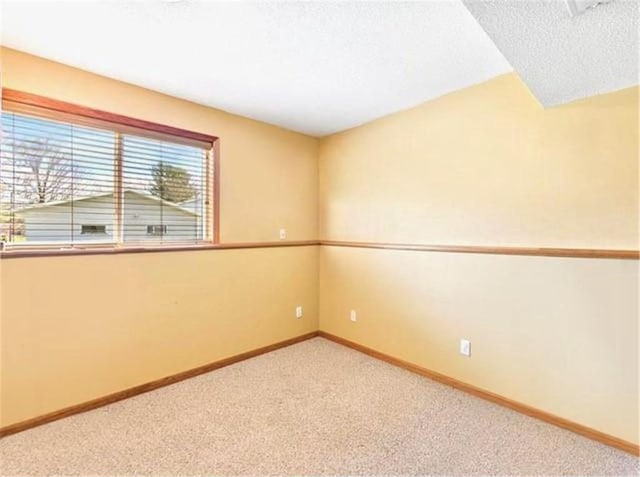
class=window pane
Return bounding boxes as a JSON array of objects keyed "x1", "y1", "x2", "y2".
[
  {"x1": 0, "y1": 112, "x2": 115, "y2": 245},
  {"x1": 81, "y1": 224, "x2": 107, "y2": 235},
  {"x1": 122, "y1": 135, "x2": 206, "y2": 244}
]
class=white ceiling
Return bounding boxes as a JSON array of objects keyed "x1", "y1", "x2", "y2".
[
  {"x1": 0, "y1": 0, "x2": 511, "y2": 137},
  {"x1": 463, "y1": 0, "x2": 639, "y2": 107},
  {"x1": 1, "y1": 1, "x2": 637, "y2": 136}
]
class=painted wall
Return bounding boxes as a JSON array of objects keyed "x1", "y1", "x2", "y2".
[
  {"x1": 319, "y1": 74, "x2": 639, "y2": 444},
  {"x1": 320, "y1": 74, "x2": 638, "y2": 249},
  {"x1": 1, "y1": 47, "x2": 638, "y2": 447},
  {"x1": 2, "y1": 247, "x2": 318, "y2": 426},
  {"x1": 0, "y1": 48, "x2": 319, "y2": 427}
]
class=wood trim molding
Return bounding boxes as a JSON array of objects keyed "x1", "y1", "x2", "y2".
[
  {"x1": 317, "y1": 331, "x2": 640, "y2": 456},
  {"x1": 0, "y1": 331, "x2": 318, "y2": 439},
  {"x1": 2, "y1": 89, "x2": 217, "y2": 145},
  {"x1": 212, "y1": 139, "x2": 221, "y2": 244},
  {"x1": 4, "y1": 240, "x2": 637, "y2": 260},
  {"x1": 0, "y1": 240, "x2": 320, "y2": 259},
  {"x1": 320, "y1": 240, "x2": 640, "y2": 260},
  {"x1": 2, "y1": 328, "x2": 636, "y2": 456}
]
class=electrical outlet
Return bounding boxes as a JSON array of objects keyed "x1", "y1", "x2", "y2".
[
  {"x1": 295, "y1": 306, "x2": 303, "y2": 319},
  {"x1": 460, "y1": 339, "x2": 471, "y2": 357},
  {"x1": 279, "y1": 228, "x2": 287, "y2": 240},
  {"x1": 350, "y1": 310, "x2": 357, "y2": 322}
]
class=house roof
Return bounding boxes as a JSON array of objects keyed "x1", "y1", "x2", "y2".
[{"x1": 15, "y1": 190, "x2": 199, "y2": 216}]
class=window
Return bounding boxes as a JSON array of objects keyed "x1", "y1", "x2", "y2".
[
  {"x1": 147, "y1": 225, "x2": 167, "y2": 236},
  {"x1": 0, "y1": 90, "x2": 218, "y2": 252},
  {"x1": 81, "y1": 225, "x2": 107, "y2": 235}
]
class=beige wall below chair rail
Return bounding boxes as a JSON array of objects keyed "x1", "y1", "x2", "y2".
[
  {"x1": 1, "y1": 246, "x2": 319, "y2": 427},
  {"x1": 318, "y1": 246, "x2": 638, "y2": 444}
]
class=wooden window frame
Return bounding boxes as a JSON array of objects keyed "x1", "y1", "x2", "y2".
[{"x1": 1, "y1": 89, "x2": 220, "y2": 255}]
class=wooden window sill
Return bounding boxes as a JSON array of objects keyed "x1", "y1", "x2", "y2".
[{"x1": 0, "y1": 240, "x2": 320, "y2": 259}]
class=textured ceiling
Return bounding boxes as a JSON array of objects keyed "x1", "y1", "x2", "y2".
[
  {"x1": 463, "y1": 0, "x2": 639, "y2": 107},
  {"x1": 0, "y1": 1, "x2": 511, "y2": 137},
  {"x1": 2, "y1": 1, "x2": 636, "y2": 135}
]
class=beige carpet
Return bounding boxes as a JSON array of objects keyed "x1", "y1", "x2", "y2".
[{"x1": 0, "y1": 337, "x2": 638, "y2": 476}]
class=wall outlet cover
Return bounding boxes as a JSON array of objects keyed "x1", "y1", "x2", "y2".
[{"x1": 460, "y1": 339, "x2": 471, "y2": 357}]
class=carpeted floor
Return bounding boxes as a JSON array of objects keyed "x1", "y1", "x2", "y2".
[{"x1": 0, "y1": 337, "x2": 638, "y2": 476}]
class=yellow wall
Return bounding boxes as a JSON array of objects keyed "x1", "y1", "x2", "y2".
[
  {"x1": 320, "y1": 74, "x2": 638, "y2": 249},
  {"x1": 319, "y1": 74, "x2": 639, "y2": 444},
  {"x1": 2, "y1": 47, "x2": 638, "y2": 447},
  {"x1": 2, "y1": 247, "x2": 318, "y2": 426},
  {"x1": 0, "y1": 48, "x2": 319, "y2": 426}
]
